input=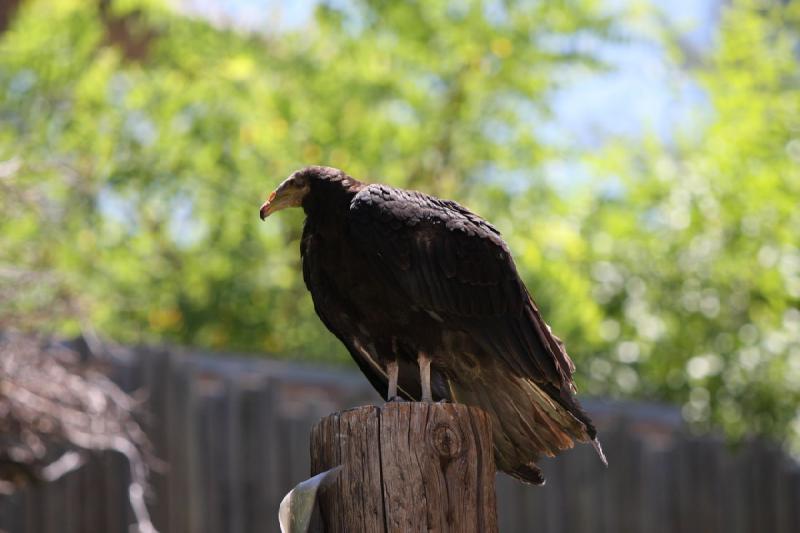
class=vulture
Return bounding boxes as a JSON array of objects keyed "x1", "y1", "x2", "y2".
[{"x1": 260, "y1": 165, "x2": 606, "y2": 484}]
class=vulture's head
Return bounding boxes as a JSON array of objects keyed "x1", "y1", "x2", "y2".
[{"x1": 259, "y1": 166, "x2": 351, "y2": 220}]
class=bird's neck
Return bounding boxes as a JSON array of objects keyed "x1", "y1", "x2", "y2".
[{"x1": 302, "y1": 179, "x2": 362, "y2": 228}]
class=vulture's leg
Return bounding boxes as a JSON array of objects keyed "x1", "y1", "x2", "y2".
[
  {"x1": 386, "y1": 338, "x2": 402, "y2": 402},
  {"x1": 386, "y1": 359, "x2": 399, "y2": 401},
  {"x1": 418, "y1": 352, "x2": 433, "y2": 403}
]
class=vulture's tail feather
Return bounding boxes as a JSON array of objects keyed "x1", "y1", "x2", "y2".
[
  {"x1": 508, "y1": 462, "x2": 545, "y2": 485},
  {"x1": 592, "y1": 438, "x2": 608, "y2": 466}
]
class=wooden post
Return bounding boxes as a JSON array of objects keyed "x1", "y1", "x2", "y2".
[{"x1": 310, "y1": 402, "x2": 498, "y2": 533}]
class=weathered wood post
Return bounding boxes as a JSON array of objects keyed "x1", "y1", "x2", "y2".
[{"x1": 310, "y1": 402, "x2": 498, "y2": 532}]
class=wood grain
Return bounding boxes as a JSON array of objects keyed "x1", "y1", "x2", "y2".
[{"x1": 310, "y1": 403, "x2": 498, "y2": 533}]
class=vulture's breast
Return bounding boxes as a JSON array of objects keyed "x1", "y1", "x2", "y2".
[{"x1": 301, "y1": 218, "x2": 415, "y2": 334}]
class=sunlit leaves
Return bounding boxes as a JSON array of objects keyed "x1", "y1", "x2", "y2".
[{"x1": 583, "y1": 0, "x2": 800, "y2": 451}]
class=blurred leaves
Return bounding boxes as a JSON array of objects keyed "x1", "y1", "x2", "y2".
[
  {"x1": 579, "y1": 0, "x2": 800, "y2": 449},
  {"x1": 0, "y1": 0, "x2": 798, "y2": 451}
]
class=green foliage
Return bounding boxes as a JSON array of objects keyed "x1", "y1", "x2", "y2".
[
  {"x1": 0, "y1": 0, "x2": 797, "y2": 451},
  {"x1": 0, "y1": 0, "x2": 612, "y2": 354},
  {"x1": 579, "y1": 0, "x2": 800, "y2": 447}
]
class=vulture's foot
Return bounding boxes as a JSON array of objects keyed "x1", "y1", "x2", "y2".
[{"x1": 387, "y1": 395, "x2": 405, "y2": 403}]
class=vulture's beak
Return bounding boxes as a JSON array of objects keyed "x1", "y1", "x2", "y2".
[
  {"x1": 260, "y1": 181, "x2": 309, "y2": 220},
  {"x1": 259, "y1": 191, "x2": 277, "y2": 220}
]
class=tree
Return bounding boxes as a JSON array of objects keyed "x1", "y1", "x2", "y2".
[
  {"x1": 0, "y1": 0, "x2": 612, "y2": 358},
  {"x1": 576, "y1": 0, "x2": 800, "y2": 449},
  {"x1": 1, "y1": 0, "x2": 798, "y2": 452}
]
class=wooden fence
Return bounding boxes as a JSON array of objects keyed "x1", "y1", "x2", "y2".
[{"x1": 1, "y1": 345, "x2": 798, "y2": 533}]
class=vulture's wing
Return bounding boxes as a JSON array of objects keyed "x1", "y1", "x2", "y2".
[{"x1": 348, "y1": 185, "x2": 581, "y2": 396}]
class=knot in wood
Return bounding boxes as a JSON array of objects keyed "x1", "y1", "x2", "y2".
[{"x1": 431, "y1": 423, "x2": 462, "y2": 459}]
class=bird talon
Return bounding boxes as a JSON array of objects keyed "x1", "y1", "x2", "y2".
[{"x1": 387, "y1": 396, "x2": 405, "y2": 403}]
